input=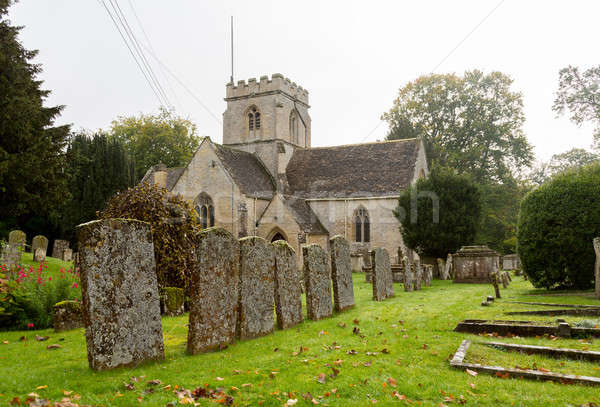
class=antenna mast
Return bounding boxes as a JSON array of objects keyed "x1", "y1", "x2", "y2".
[{"x1": 230, "y1": 16, "x2": 234, "y2": 84}]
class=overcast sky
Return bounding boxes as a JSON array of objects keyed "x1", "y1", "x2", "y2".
[{"x1": 7, "y1": 0, "x2": 599, "y2": 161}]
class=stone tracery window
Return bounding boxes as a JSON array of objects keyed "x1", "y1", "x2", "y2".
[
  {"x1": 354, "y1": 207, "x2": 370, "y2": 243},
  {"x1": 248, "y1": 106, "x2": 261, "y2": 137},
  {"x1": 195, "y1": 192, "x2": 215, "y2": 229}
]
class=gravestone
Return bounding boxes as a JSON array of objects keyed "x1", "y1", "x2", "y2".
[
  {"x1": 303, "y1": 244, "x2": 332, "y2": 320},
  {"x1": 330, "y1": 235, "x2": 355, "y2": 311},
  {"x1": 414, "y1": 259, "x2": 422, "y2": 290},
  {"x1": 52, "y1": 239, "x2": 70, "y2": 259},
  {"x1": 273, "y1": 241, "x2": 303, "y2": 329},
  {"x1": 31, "y1": 235, "x2": 48, "y2": 260},
  {"x1": 437, "y1": 258, "x2": 448, "y2": 280},
  {"x1": 502, "y1": 254, "x2": 521, "y2": 271},
  {"x1": 350, "y1": 253, "x2": 362, "y2": 273},
  {"x1": 594, "y1": 238, "x2": 600, "y2": 300},
  {"x1": 402, "y1": 257, "x2": 413, "y2": 292},
  {"x1": 33, "y1": 248, "x2": 46, "y2": 262},
  {"x1": 371, "y1": 247, "x2": 393, "y2": 301},
  {"x1": 444, "y1": 253, "x2": 453, "y2": 279},
  {"x1": 187, "y1": 228, "x2": 239, "y2": 354},
  {"x1": 8, "y1": 230, "x2": 26, "y2": 250},
  {"x1": 1, "y1": 244, "x2": 21, "y2": 269},
  {"x1": 501, "y1": 271, "x2": 509, "y2": 288},
  {"x1": 63, "y1": 248, "x2": 73, "y2": 262},
  {"x1": 452, "y1": 246, "x2": 500, "y2": 283},
  {"x1": 53, "y1": 300, "x2": 84, "y2": 332},
  {"x1": 424, "y1": 265, "x2": 433, "y2": 286},
  {"x1": 237, "y1": 237, "x2": 275, "y2": 340},
  {"x1": 77, "y1": 219, "x2": 164, "y2": 370},
  {"x1": 490, "y1": 271, "x2": 501, "y2": 299}
]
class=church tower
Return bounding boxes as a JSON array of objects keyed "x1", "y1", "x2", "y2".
[{"x1": 222, "y1": 73, "x2": 311, "y2": 148}]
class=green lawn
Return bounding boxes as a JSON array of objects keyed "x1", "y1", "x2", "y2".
[{"x1": 1, "y1": 271, "x2": 600, "y2": 406}]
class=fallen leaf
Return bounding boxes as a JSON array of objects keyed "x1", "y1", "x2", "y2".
[
  {"x1": 466, "y1": 369, "x2": 478, "y2": 376},
  {"x1": 337, "y1": 322, "x2": 346, "y2": 328},
  {"x1": 35, "y1": 385, "x2": 48, "y2": 390},
  {"x1": 317, "y1": 373, "x2": 326, "y2": 384},
  {"x1": 241, "y1": 383, "x2": 252, "y2": 388},
  {"x1": 2, "y1": 340, "x2": 8, "y2": 344},
  {"x1": 363, "y1": 361, "x2": 372, "y2": 367},
  {"x1": 35, "y1": 335, "x2": 49, "y2": 341},
  {"x1": 284, "y1": 399, "x2": 298, "y2": 406},
  {"x1": 216, "y1": 377, "x2": 224, "y2": 381},
  {"x1": 469, "y1": 383, "x2": 475, "y2": 389},
  {"x1": 333, "y1": 359, "x2": 343, "y2": 366},
  {"x1": 123, "y1": 382, "x2": 135, "y2": 391},
  {"x1": 46, "y1": 344, "x2": 62, "y2": 350},
  {"x1": 346, "y1": 350, "x2": 357, "y2": 355},
  {"x1": 330, "y1": 367, "x2": 339, "y2": 379},
  {"x1": 353, "y1": 319, "x2": 360, "y2": 325},
  {"x1": 147, "y1": 379, "x2": 161, "y2": 385},
  {"x1": 387, "y1": 378, "x2": 397, "y2": 387}
]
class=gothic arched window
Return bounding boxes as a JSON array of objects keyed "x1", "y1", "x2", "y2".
[
  {"x1": 195, "y1": 192, "x2": 215, "y2": 229},
  {"x1": 248, "y1": 106, "x2": 261, "y2": 137},
  {"x1": 354, "y1": 207, "x2": 370, "y2": 243}
]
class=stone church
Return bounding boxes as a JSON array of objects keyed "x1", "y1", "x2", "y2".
[{"x1": 142, "y1": 74, "x2": 429, "y2": 268}]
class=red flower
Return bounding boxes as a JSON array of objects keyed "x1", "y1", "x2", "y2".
[
  {"x1": 27, "y1": 323, "x2": 34, "y2": 328},
  {"x1": 72, "y1": 282, "x2": 77, "y2": 289}
]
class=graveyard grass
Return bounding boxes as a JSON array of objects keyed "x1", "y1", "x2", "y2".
[{"x1": 2, "y1": 269, "x2": 600, "y2": 406}]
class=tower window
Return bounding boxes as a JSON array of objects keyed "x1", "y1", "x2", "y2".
[
  {"x1": 248, "y1": 107, "x2": 260, "y2": 132},
  {"x1": 354, "y1": 207, "x2": 370, "y2": 243}
]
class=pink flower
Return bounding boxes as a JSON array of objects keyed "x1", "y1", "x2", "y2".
[
  {"x1": 72, "y1": 282, "x2": 77, "y2": 289},
  {"x1": 48, "y1": 277, "x2": 52, "y2": 281},
  {"x1": 27, "y1": 323, "x2": 34, "y2": 328}
]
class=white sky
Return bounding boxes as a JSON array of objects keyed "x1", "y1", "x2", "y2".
[{"x1": 8, "y1": 0, "x2": 599, "y2": 161}]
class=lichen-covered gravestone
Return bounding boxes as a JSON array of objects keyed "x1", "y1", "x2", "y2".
[
  {"x1": 237, "y1": 237, "x2": 275, "y2": 340},
  {"x1": 303, "y1": 244, "x2": 332, "y2": 320},
  {"x1": 53, "y1": 300, "x2": 84, "y2": 332},
  {"x1": 63, "y1": 248, "x2": 73, "y2": 262},
  {"x1": 437, "y1": 258, "x2": 449, "y2": 280},
  {"x1": 414, "y1": 259, "x2": 422, "y2": 290},
  {"x1": 187, "y1": 228, "x2": 239, "y2": 354},
  {"x1": 329, "y1": 235, "x2": 355, "y2": 311},
  {"x1": 1, "y1": 244, "x2": 21, "y2": 269},
  {"x1": 371, "y1": 247, "x2": 393, "y2": 301},
  {"x1": 402, "y1": 257, "x2": 413, "y2": 292},
  {"x1": 8, "y1": 230, "x2": 26, "y2": 250},
  {"x1": 31, "y1": 235, "x2": 48, "y2": 261},
  {"x1": 77, "y1": 219, "x2": 164, "y2": 370},
  {"x1": 444, "y1": 253, "x2": 453, "y2": 279},
  {"x1": 52, "y1": 239, "x2": 69, "y2": 259},
  {"x1": 273, "y1": 241, "x2": 303, "y2": 329},
  {"x1": 594, "y1": 237, "x2": 600, "y2": 300},
  {"x1": 423, "y1": 265, "x2": 433, "y2": 286}
]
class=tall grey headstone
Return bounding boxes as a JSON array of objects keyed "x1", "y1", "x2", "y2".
[
  {"x1": 273, "y1": 241, "x2": 303, "y2": 329},
  {"x1": 237, "y1": 237, "x2": 275, "y2": 340},
  {"x1": 414, "y1": 259, "x2": 422, "y2": 290},
  {"x1": 77, "y1": 219, "x2": 164, "y2": 370},
  {"x1": 187, "y1": 228, "x2": 239, "y2": 354},
  {"x1": 8, "y1": 230, "x2": 26, "y2": 250},
  {"x1": 330, "y1": 235, "x2": 355, "y2": 311},
  {"x1": 63, "y1": 248, "x2": 73, "y2": 262},
  {"x1": 444, "y1": 253, "x2": 453, "y2": 279},
  {"x1": 303, "y1": 244, "x2": 332, "y2": 320},
  {"x1": 1, "y1": 244, "x2": 21, "y2": 269},
  {"x1": 402, "y1": 256, "x2": 413, "y2": 292},
  {"x1": 31, "y1": 235, "x2": 48, "y2": 261},
  {"x1": 371, "y1": 247, "x2": 393, "y2": 301}
]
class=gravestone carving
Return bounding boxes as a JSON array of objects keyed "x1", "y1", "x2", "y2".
[
  {"x1": 273, "y1": 241, "x2": 303, "y2": 329},
  {"x1": 77, "y1": 219, "x2": 164, "y2": 370},
  {"x1": 187, "y1": 228, "x2": 239, "y2": 354},
  {"x1": 303, "y1": 244, "x2": 332, "y2": 320},
  {"x1": 330, "y1": 236, "x2": 355, "y2": 311},
  {"x1": 237, "y1": 237, "x2": 275, "y2": 340}
]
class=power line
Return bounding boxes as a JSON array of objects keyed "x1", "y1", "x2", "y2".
[
  {"x1": 99, "y1": 0, "x2": 167, "y2": 108},
  {"x1": 107, "y1": 0, "x2": 172, "y2": 109},
  {"x1": 125, "y1": 0, "x2": 182, "y2": 110}
]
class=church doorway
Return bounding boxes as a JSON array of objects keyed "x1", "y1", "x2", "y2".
[{"x1": 271, "y1": 232, "x2": 286, "y2": 243}]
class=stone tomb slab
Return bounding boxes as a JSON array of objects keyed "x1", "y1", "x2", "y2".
[
  {"x1": 77, "y1": 219, "x2": 164, "y2": 370},
  {"x1": 237, "y1": 237, "x2": 275, "y2": 340},
  {"x1": 273, "y1": 241, "x2": 303, "y2": 329},
  {"x1": 329, "y1": 235, "x2": 355, "y2": 312},
  {"x1": 187, "y1": 228, "x2": 239, "y2": 354},
  {"x1": 303, "y1": 244, "x2": 333, "y2": 320},
  {"x1": 371, "y1": 247, "x2": 393, "y2": 301}
]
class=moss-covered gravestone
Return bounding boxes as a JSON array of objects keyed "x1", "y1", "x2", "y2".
[
  {"x1": 160, "y1": 287, "x2": 185, "y2": 316},
  {"x1": 273, "y1": 240, "x2": 303, "y2": 329},
  {"x1": 53, "y1": 300, "x2": 84, "y2": 332},
  {"x1": 52, "y1": 239, "x2": 69, "y2": 259},
  {"x1": 402, "y1": 257, "x2": 413, "y2": 292},
  {"x1": 32, "y1": 235, "x2": 48, "y2": 261},
  {"x1": 329, "y1": 236, "x2": 354, "y2": 311},
  {"x1": 8, "y1": 230, "x2": 26, "y2": 250},
  {"x1": 77, "y1": 219, "x2": 164, "y2": 370},
  {"x1": 237, "y1": 237, "x2": 275, "y2": 340},
  {"x1": 303, "y1": 244, "x2": 332, "y2": 321},
  {"x1": 187, "y1": 228, "x2": 239, "y2": 354},
  {"x1": 371, "y1": 247, "x2": 393, "y2": 301}
]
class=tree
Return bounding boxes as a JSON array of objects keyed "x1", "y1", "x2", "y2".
[
  {"x1": 553, "y1": 65, "x2": 600, "y2": 149},
  {"x1": 109, "y1": 108, "x2": 200, "y2": 180},
  {"x1": 529, "y1": 147, "x2": 599, "y2": 185},
  {"x1": 517, "y1": 163, "x2": 600, "y2": 289},
  {"x1": 60, "y1": 132, "x2": 136, "y2": 243},
  {"x1": 394, "y1": 166, "x2": 482, "y2": 258},
  {"x1": 100, "y1": 183, "x2": 201, "y2": 291},
  {"x1": 382, "y1": 70, "x2": 534, "y2": 183},
  {"x1": 0, "y1": 0, "x2": 70, "y2": 230}
]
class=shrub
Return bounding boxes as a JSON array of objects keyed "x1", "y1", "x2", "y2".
[
  {"x1": 517, "y1": 163, "x2": 600, "y2": 289},
  {"x1": 100, "y1": 183, "x2": 200, "y2": 291},
  {"x1": 395, "y1": 166, "x2": 482, "y2": 258},
  {"x1": 160, "y1": 287, "x2": 185, "y2": 316}
]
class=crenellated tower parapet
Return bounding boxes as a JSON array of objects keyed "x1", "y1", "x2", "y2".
[{"x1": 225, "y1": 73, "x2": 309, "y2": 106}]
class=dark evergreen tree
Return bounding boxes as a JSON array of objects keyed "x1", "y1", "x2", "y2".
[
  {"x1": 0, "y1": 0, "x2": 70, "y2": 238},
  {"x1": 60, "y1": 132, "x2": 136, "y2": 242}
]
